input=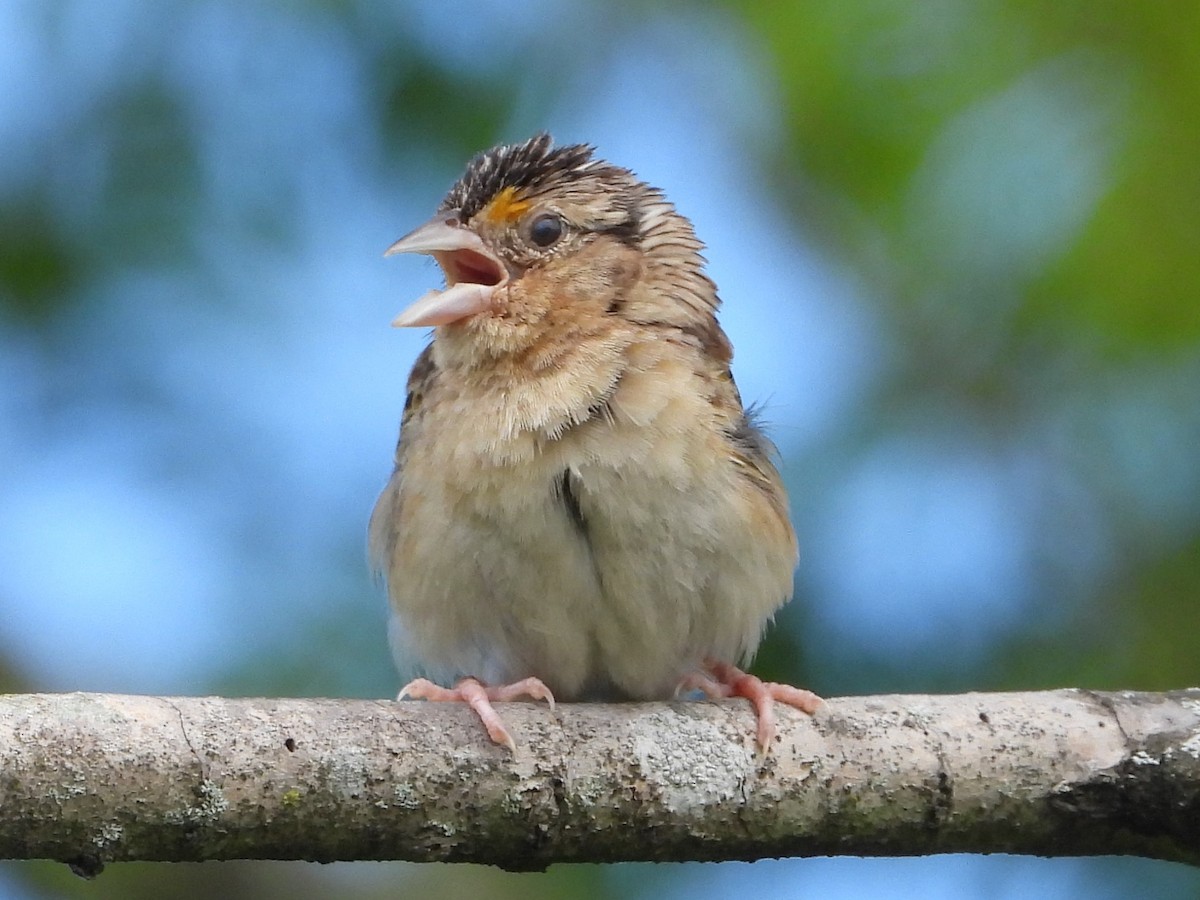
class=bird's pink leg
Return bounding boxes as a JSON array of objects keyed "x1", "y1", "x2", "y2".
[
  {"x1": 397, "y1": 676, "x2": 555, "y2": 752},
  {"x1": 683, "y1": 661, "x2": 822, "y2": 754}
]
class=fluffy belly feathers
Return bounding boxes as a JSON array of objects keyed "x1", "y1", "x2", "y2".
[{"x1": 383, "y1": 421, "x2": 790, "y2": 701}]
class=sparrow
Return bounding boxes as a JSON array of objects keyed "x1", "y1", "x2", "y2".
[{"x1": 370, "y1": 133, "x2": 820, "y2": 753}]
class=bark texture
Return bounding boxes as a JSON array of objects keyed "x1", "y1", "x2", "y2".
[{"x1": 2, "y1": 689, "x2": 1199, "y2": 873}]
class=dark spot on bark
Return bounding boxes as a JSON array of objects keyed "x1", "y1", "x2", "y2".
[{"x1": 67, "y1": 856, "x2": 105, "y2": 879}]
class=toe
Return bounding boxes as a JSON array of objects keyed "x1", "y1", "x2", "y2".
[
  {"x1": 768, "y1": 683, "x2": 823, "y2": 715},
  {"x1": 397, "y1": 677, "x2": 462, "y2": 702},
  {"x1": 456, "y1": 678, "x2": 520, "y2": 752},
  {"x1": 489, "y1": 676, "x2": 557, "y2": 711},
  {"x1": 703, "y1": 661, "x2": 822, "y2": 754}
]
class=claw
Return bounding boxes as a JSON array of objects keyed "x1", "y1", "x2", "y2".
[
  {"x1": 689, "y1": 660, "x2": 822, "y2": 754},
  {"x1": 396, "y1": 675, "x2": 557, "y2": 751}
]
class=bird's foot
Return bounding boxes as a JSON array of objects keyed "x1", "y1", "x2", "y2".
[
  {"x1": 680, "y1": 661, "x2": 821, "y2": 754},
  {"x1": 397, "y1": 676, "x2": 556, "y2": 752}
]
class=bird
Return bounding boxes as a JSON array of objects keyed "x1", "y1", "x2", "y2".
[{"x1": 369, "y1": 133, "x2": 820, "y2": 753}]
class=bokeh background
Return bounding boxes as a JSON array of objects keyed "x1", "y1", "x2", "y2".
[{"x1": 2, "y1": 1, "x2": 1199, "y2": 897}]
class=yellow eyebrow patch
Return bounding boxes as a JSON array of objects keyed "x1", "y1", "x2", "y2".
[{"x1": 480, "y1": 186, "x2": 532, "y2": 224}]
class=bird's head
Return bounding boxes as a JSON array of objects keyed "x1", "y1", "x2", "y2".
[{"x1": 385, "y1": 134, "x2": 722, "y2": 360}]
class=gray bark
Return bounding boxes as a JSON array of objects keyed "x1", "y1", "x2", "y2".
[{"x1": 2, "y1": 689, "x2": 1199, "y2": 874}]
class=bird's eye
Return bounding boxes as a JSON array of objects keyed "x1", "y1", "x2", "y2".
[{"x1": 528, "y1": 213, "x2": 564, "y2": 248}]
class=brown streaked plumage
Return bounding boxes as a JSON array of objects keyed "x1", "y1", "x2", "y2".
[{"x1": 370, "y1": 133, "x2": 819, "y2": 752}]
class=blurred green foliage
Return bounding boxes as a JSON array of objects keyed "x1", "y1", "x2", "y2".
[
  {"x1": 0, "y1": 198, "x2": 80, "y2": 325},
  {"x1": 740, "y1": 0, "x2": 1200, "y2": 701},
  {"x1": 747, "y1": 1, "x2": 1200, "y2": 348}
]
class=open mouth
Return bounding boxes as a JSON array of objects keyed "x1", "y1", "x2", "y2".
[
  {"x1": 433, "y1": 248, "x2": 506, "y2": 289},
  {"x1": 384, "y1": 213, "x2": 509, "y2": 328}
]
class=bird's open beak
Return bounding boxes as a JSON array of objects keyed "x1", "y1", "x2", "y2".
[{"x1": 384, "y1": 213, "x2": 508, "y2": 328}]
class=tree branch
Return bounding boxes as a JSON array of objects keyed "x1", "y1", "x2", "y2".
[{"x1": 2, "y1": 690, "x2": 1199, "y2": 874}]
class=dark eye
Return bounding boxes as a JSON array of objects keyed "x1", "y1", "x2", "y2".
[{"x1": 529, "y1": 213, "x2": 564, "y2": 248}]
